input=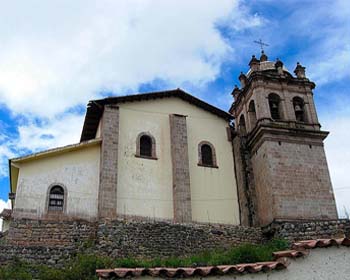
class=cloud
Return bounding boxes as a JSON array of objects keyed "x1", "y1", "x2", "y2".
[
  {"x1": 16, "y1": 113, "x2": 85, "y2": 152},
  {"x1": 0, "y1": 0, "x2": 265, "y2": 184},
  {"x1": 322, "y1": 109, "x2": 350, "y2": 218},
  {"x1": 0, "y1": 0, "x2": 263, "y2": 118}
]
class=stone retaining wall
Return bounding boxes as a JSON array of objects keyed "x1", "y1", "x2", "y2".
[
  {"x1": 95, "y1": 220, "x2": 264, "y2": 258},
  {"x1": 1, "y1": 218, "x2": 350, "y2": 266},
  {"x1": 265, "y1": 219, "x2": 350, "y2": 241},
  {"x1": 0, "y1": 245, "x2": 76, "y2": 266},
  {"x1": 6, "y1": 219, "x2": 97, "y2": 246}
]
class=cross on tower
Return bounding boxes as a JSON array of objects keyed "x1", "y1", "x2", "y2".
[{"x1": 254, "y1": 39, "x2": 269, "y2": 51}]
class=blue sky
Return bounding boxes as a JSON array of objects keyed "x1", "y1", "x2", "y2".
[{"x1": 0, "y1": 0, "x2": 349, "y2": 216}]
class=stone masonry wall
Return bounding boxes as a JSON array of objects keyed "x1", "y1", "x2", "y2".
[
  {"x1": 6, "y1": 219, "x2": 97, "y2": 246},
  {"x1": 251, "y1": 139, "x2": 338, "y2": 225},
  {"x1": 0, "y1": 218, "x2": 263, "y2": 265},
  {"x1": 95, "y1": 219, "x2": 264, "y2": 258},
  {"x1": 0, "y1": 245, "x2": 77, "y2": 266},
  {"x1": 265, "y1": 219, "x2": 350, "y2": 242},
  {"x1": 232, "y1": 134, "x2": 258, "y2": 227},
  {"x1": 98, "y1": 105, "x2": 119, "y2": 219},
  {"x1": 1, "y1": 218, "x2": 350, "y2": 267},
  {"x1": 169, "y1": 114, "x2": 192, "y2": 223}
]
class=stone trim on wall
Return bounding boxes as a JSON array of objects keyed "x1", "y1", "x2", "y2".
[
  {"x1": 197, "y1": 140, "x2": 218, "y2": 168},
  {"x1": 135, "y1": 132, "x2": 157, "y2": 160},
  {"x1": 98, "y1": 105, "x2": 119, "y2": 219},
  {"x1": 169, "y1": 114, "x2": 192, "y2": 223}
]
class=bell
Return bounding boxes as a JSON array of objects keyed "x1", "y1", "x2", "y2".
[
  {"x1": 294, "y1": 104, "x2": 302, "y2": 112},
  {"x1": 271, "y1": 102, "x2": 278, "y2": 109}
]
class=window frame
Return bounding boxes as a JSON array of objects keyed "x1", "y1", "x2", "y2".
[
  {"x1": 135, "y1": 132, "x2": 157, "y2": 160},
  {"x1": 197, "y1": 141, "x2": 218, "y2": 168},
  {"x1": 46, "y1": 183, "x2": 67, "y2": 214}
]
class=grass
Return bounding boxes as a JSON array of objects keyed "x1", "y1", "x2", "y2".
[{"x1": 0, "y1": 239, "x2": 289, "y2": 280}]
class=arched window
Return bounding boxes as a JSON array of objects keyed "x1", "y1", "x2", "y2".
[
  {"x1": 239, "y1": 115, "x2": 247, "y2": 135},
  {"x1": 136, "y1": 132, "x2": 157, "y2": 159},
  {"x1": 198, "y1": 141, "x2": 217, "y2": 168},
  {"x1": 293, "y1": 97, "x2": 305, "y2": 122},
  {"x1": 201, "y1": 145, "x2": 213, "y2": 166},
  {"x1": 140, "y1": 135, "x2": 152, "y2": 157},
  {"x1": 268, "y1": 93, "x2": 281, "y2": 120},
  {"x1": 248, "y1": 100, "x2": 257, "y2": 129},
  {"x1": 48, "y1": 185, "x2": 64, "y2": 212}
]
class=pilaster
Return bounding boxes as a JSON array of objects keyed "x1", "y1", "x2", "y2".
[
  {"x1": 98, "y1": 105, "x2": 119, "y2": 219},
  {"x1": 169, "y1": 114, "x2": 192, "y2": 223}
]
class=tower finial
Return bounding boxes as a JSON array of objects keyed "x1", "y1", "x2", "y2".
[
  {"x1": 260, "y1": 50, "x2": 268, "y2": 62},
  {"x1": 294, "y1": 62, "x2": 306, "y2": 78}
]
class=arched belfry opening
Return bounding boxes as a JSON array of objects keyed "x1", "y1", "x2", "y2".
[
  {"x1": 268, "y1": 93, "x2": 281, "y2": 120},
  {"x1": 248, "y1": 100, "x2": 257, "y2": 129},
  {"x1": 293, "y1": 96, "x2": 306, "y2": 122},
  {"x1": 239, "y1": 115, "x2": 247, "y2": 135}
]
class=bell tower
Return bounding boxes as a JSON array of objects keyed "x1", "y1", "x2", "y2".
[{"x1": 230, "y1": 52, "x2": 338, "y2": 226}]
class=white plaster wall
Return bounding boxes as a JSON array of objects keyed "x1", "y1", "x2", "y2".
[
  {"x1": 117, "y1": 98, "x2": 239, "y2": 224},
  {"x1": 14, "y1": 145, "x2": 100, "y2": 220}
]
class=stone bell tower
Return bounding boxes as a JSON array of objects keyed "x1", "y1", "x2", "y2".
[{"x1": 230, "y1": 51, "x2": 338, "y2": 226}]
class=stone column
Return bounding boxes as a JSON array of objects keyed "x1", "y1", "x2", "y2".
[
  {"x1": 98, "y1": 105, "x2": 119, "y2": 219},
  {"x1": 169, "y1": 114, "x2": 192, "y2": 223}
]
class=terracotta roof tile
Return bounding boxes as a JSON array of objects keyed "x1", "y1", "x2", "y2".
[
  {"x1": 273, "y1": 249, "x2": 309, "y2": 259},
  {"x1": 96, "y1": 260, "x2": 288, "y2": 279},
  {"x1": 96, "y1": 238, "x2": 350, "y2": 279},
  {"x1": 292, "y1": 238, "x2": 350, "y2": 250}
]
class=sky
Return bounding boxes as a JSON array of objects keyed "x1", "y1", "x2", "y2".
[{"x1": 0, "y1": 0, "x2": 349, "y2": 223}]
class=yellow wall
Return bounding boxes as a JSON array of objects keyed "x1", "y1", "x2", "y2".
[
  {"x1": 117, "y1": 105, "x2": 174, "y2": 219},
  {"x1": 118, "y1": 98, "x2": 239, "y2": 224},
  {"x1": 14, "y1": 145, "x2": 100, "y2": 220}
]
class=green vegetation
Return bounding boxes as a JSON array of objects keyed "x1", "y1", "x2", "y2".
[{"x1": 0, "y1": 239, "x2": 288, "y2": 280}]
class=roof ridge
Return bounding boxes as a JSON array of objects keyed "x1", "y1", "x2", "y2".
[
  {"x1": 90, "y1": 88, "x2": 185, "y2": 103},
  {"x1": 81, "y1": 88, "x2": 233, "y2": 142}
]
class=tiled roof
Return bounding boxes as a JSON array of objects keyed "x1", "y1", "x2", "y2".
[
  {"x1": 0, "y1": 209, "x2": 12, "y2": 220},
  {"x1": 292, "y1": 238, "x2": 350, "y2": 249},
  {"x1": 96, "y1": 238, "x2": 350, "y2": 279},
  {"x1": 96, "y1": 261, "x2": 288, "y2": 278}
]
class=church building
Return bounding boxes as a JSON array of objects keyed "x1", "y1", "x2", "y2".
[{"x1": 6, "y1": 52, "x2": 338, "y2": 228}]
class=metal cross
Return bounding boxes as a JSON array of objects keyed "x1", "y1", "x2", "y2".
[{"x1": 254, "y1": 39, "x2": 269, "y2": 51}]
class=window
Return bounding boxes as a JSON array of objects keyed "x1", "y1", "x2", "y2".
[
  {"x1": 239, "y1": 114, "x2": 247, "y2": 135},
  {"x1": 48, "y1": 185, "x2": 64, "y2": 212},
  {"x1": 248, "y1": 100, "x2": 257, "y2": 129},
  {"x1": 201, "y1": 145, "x2": 213, "y2": 166},
  {"x1": 140, "y1": 135, "x2": 152, "y2": 157},
  {"x1": 136, "y1": 132, "x2": 157, "y2": 159},
  {"x1": 293, "y1": 97, "x2": 305, "y2": 122},
  {"x1": 198, "y1": 141, "x2": 217, "y2": 168},
  {"x1": 268, "y1": 93, "x2": 281, "y2": 120}
]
